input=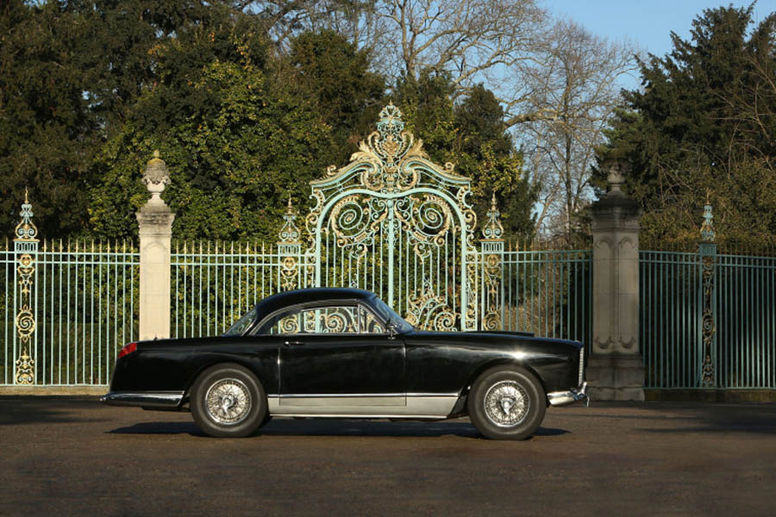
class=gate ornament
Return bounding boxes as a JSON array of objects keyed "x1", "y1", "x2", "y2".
[
  {"x1": 14, "y1": 189, "x2": 38, "y2": 384},
  {"x1": 699, "y1": 198, "x2": 717, "y2": 387},
  {"x1": 480, "y1": 193, "x2": 505, "y2": 330},
  {"x1": 15, "y1": 188, "x2": 38, "y2": 242},
  {"x1": 304, "y1": 104, "x2": 480, "y2": 330},
  {"x1": 278, "y1": 199, "x2": 302, "y2": 291}
]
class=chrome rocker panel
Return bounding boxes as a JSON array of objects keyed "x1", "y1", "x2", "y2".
[
  {"x1": 547, "y1": 382, "x2": 588, "y2": 407},
  {"x1": 101, "y1": 391, "x2": 185, "y2": 408},
  {"x1": 267, "y1": 393, "x2": 459, "y2": 419}
]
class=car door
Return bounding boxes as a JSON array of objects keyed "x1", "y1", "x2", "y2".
[{"x1": 273, "y1": 303, "x2": 406, "y2": 411}]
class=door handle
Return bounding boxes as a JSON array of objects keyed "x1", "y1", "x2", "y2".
[{"x1": 284, "y1": 340, "x2": 304, "y2": 346}]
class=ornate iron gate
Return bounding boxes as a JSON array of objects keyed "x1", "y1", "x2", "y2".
[{"x1": 303, "y1": 104, "x2": 480, "y2": 330}]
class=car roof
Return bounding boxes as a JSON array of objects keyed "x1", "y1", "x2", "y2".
[{"x1": 252, "y1": 288, "x2": 375, "y2": 323}]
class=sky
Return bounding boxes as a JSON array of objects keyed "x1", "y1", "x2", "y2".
[{"x1": 545, "y1": 0, "x2": 776, "y2": 90}]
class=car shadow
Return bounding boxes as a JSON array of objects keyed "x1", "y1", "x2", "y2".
[
  {"x1": 0, "y1": 396, "x2": 108, "y2": 425},
  {"x1": 108, "y1": 418, "x2": 570, "y2": 439}
]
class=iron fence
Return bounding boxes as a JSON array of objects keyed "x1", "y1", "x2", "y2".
[
  {"x1": 641, "y1": 249, "x2": 776, "y2": 389},
  {"x1": 0, "y1": 240, "x2": 138, "y2": 386},
  {"x1": 171, "y1": 241, "x2": 311, "y2": 338},
  {"x1": 499, "y1": 248, "x2": 592, "y2": 345}
]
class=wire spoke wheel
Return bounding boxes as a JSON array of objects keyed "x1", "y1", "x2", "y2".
[
  {"x1": 205, "y1": 378, "x2": 252, "y2": 425},
  {"x1": 483, "y1": 380, "x2": 529, "y2": 427},
  {"x1": 468, "y1": 366, "x2": 545, "y2": 440},
  {"x1": 191, "y1": 364, "x2": 267, "y2": 438}
]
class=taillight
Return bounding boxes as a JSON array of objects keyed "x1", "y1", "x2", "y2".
[{"x1": 118, "y1": 342, "x2": 137, "y2": 358}]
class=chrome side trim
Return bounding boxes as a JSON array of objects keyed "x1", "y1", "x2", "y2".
[
  {"x1": 547, "y1": 382, "x2": 588, "y2": 407},
  {"x1": 279, "y1": 395, "x2": 406, "y2": 407},
  {"x1": 100, "y1": 391, "x2": 184, "y2": 408},
  {"x1": 267, "y1": 394, "x2": 459, "y2": 418}
]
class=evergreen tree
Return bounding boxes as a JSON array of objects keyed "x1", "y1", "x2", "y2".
[
  {"x1": 596, "y1": 5, "x2": 776, "y2": 246},
  {"x1": 89, "y1": 11, "x2": 334, "y2": 241},
  {"x1": 287, "y1": 30, "x2": 385, "y2": 166},
  {"x1": 395, "y1": 73, "x2": 536, "y2": 241},
  {"x1": 0, "y1": 0, "x2": 97, "y2": 237}
]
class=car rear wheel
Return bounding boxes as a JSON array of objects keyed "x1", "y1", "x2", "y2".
[
  {"x1": 191, "y1": 364, "x2": 267, "y2": 438},
  {"x1": 468, "y1": 366, "x2": 546, "y2": 440}
]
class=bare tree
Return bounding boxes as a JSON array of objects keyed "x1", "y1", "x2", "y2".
[
  {"x1": 242, "y1": 2, "x2": 637, "y2": 242},
  {"x1": 523, "y1": 20, "x2": 637, "y2": 241}
]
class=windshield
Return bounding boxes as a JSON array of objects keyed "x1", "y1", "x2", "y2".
[
  {"x1": 224, "y1": 306, "x2": 259, "y2": 336},
  {"x1": 369, "y1": 296, "x2": 414, "y2": 333}
]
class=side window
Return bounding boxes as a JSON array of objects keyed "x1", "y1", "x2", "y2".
[
  {"x1": 259, "y1": 304, "x2": 385, "y2": 334},
  {"x1": 359, "y1": 305, "x2": 385, "y2": 334}
]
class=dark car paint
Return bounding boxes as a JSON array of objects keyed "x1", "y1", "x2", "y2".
[
  {"x1": 111, "y1": 333, "x2": 581, "y2": 403},
  {"x1": 108, "y1": 288, "x2": 583, "y2": 414}
]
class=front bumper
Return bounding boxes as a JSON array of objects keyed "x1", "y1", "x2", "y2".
[
  {"x1": 100, "y1": 391, "x2": 184, "y2": 408},
  {"x1": 547, "y1": 382, "x2": 588, "y2": 407}
]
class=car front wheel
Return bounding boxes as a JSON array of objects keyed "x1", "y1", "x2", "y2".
[
  {"x1": 191, "y1": 364, "x2": 267, "y2": 438},
  {"x1": 468, "y1": 366, "x2": 546, "y2": 440}
]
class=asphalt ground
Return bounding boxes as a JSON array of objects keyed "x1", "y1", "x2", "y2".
[{"x1": 1, "y1": 397, "x2": 775, "y2": 517}]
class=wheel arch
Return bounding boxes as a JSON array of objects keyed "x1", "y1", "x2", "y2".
[
  {"x1": 183, "y1": 358, "x2": 267, "y2": 401},
  {"x1": 454, "y1": 359, "x2": 547, "y2": 414}
]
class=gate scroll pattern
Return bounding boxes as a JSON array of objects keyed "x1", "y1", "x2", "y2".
[{"x1": 300, "y1": 104, "x2": 494, "y2": 331}]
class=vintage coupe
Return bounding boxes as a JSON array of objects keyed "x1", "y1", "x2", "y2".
[{"x1": 102, "y1": 288, "x2": 587, "y2": 439}]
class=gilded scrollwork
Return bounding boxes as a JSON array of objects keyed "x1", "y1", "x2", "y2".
[
  {"x1": 700, "y1": 255, "x2": 715, "y2": 387},
  {"x1": 14, "y1": 191, "x2": 38, "y2": 384},
  {"x1": 278, "y1": 199, "x2": 302, "y2": 291},
  {"x1": 405, "y1": 280, "x2": 457, "y2": 331},
  {"x1": 306, "y1": 104, "x2": 480, "y2": 329}
]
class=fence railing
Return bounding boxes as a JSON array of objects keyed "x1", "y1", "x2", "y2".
[
  {"x1": 171, "y1": 241, "x2": 311, "y2": 339},
  {"x1": 499, "y1": 249, "x2": 592, "y2": 345},
  {"x1": 0, "y1": 241, "x2": 138, "y2": 386},
  {"x1": 1, "y1": 235, "x2": 593, "y2": 386},
  {"x1": 641, "y1": 249, "x2": 776, "y2": 389}
]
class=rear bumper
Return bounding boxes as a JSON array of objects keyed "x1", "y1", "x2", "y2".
[
  {"x1": 100, "y1": 391, "x2": 184, "y2": 408},
  {"x1": 547, "y1": 382, "x2": 588, "y2": 407}
]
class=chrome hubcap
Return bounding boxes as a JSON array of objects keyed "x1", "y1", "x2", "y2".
[
  {"x1": 205, "y1": 378, "x2": 252, "y2": 425},
  {"x1": 484, "y1": 380, "x2": 529, "y2": 427}
]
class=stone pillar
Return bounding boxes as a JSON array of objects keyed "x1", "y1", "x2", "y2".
[
  {"x1": 587, "y1": 164, "x2": 645, "y2": 401},
  {"x1": 137, "y1": 151, "x2": 175, "y2": 341}
]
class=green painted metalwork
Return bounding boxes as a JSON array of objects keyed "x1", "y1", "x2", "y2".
[
  {"x1": 305, "y1": 104, "x2": 479, "y2": 330},
  {"x1": 501, "y1": 247, "x2": 592, "y2": 345},
  {"x1": 641, "y1": 203, "x2": 776, "y2": 389}
]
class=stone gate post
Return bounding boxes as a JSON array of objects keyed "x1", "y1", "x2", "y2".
[
  {"x1": 137, "y1": 151, "x2": 175, "y2": 340},
  {"x1": 587, "y1": 164, "x2": 645, "y2": 400}
]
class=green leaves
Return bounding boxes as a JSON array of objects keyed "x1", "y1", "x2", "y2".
[
  {"x1": 395, "y1": 74, "x2": 536, "y2": 242},
  {"x1": 597, "y1": 5, "x2": 776, "y2": 246}
]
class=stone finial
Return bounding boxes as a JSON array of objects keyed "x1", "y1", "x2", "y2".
[
  {"x1": 14, "y1": 187, "x2": 39, "y2": 242},
  {"x1": 482, "y1": 192, "x2": 504, "y2": 240},
  {"x1": 142, "y1": 150, "x2": 171, "y2": 206},
  {"x1": 278, "y1": 198, "x2": 301, "y2": 244},
  {"x1": 606, "y1": 162, "x2": 625, "y2": 194},
  {"x1": 700, "y1": 193, "x2": 715, "y2": 243}
]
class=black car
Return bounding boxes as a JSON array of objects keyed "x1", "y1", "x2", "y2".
[{"x1": 102, "y1": 288, "x2": 587, "y2": 439}]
